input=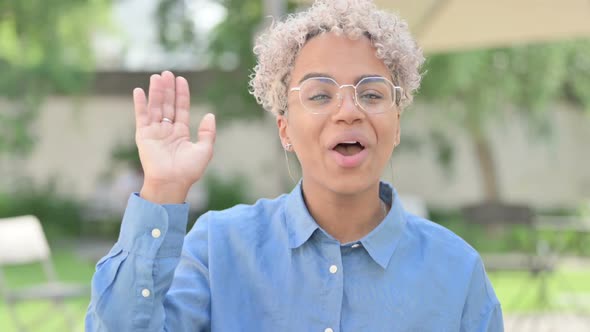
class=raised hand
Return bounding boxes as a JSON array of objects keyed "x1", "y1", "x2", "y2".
[{"x1": 133, "y1": 71, "x2": 216, "y2": 203}]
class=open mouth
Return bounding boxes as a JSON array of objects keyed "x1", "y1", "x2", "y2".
[{"x1": 333, "y1": 141, "x2": 365, "y2": 156}]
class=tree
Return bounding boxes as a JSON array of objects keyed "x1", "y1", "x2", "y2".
[
  {"x1": 0, "y1": 0, "x2": 109, "y2": 157},
  {"x1": 419, "y1": 41, "x2": 590, "y2": 202},
  {"x1": 156, "y1": 0, "x2": 301, "y2": 123}
]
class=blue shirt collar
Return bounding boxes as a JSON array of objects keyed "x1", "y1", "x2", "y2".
[
  {"x1": 284, "y1": 180, "x2": 407, "y2": 269},
  {"x1": 284, "y1": 181, "x2": 319, "y2": 249}
]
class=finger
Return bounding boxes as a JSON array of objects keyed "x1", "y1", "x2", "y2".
[
  {"x1": 175, "y1": 76, "x2": 190, "y2": 126},
  {"x1": 133, "y1": 88, "x2": 149, "y2": 128},
  {"x1": 197, "y1": 113, "x2": 216, "y2": 146},
  {"x1": 161, "y1": 71, "x2": 176, "y2": 122},
  {"x1": 147, "y1": 74, "x2": 164, "y2": 123}
]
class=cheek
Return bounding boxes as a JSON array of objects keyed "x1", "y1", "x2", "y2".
[
  {"x1": 288, "y1": 115, "x2": 323, "y2": 158},
  {"x1": 375, "y1": 117, "x2": 399, "y2": 140},
  {"x1": 375, "y1": 119, "x2": 399, "y2": 152},
  {"x1": 289, "y1": 114, "x2": 320, "y2": 144}
]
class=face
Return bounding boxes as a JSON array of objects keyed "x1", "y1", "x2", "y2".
[{"x1": 277, "y1": 32, "x2": 401, "y2": 195}]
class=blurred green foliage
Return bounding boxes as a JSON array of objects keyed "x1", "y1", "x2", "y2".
[
  {"x1": 203, "y1": 171, "x2": 249, "y2": 211},
  {"x1": 431, "y1": 208, "x2": 590, "y2": 256},
  {"x1": 0, "y1": 179, "x2": 85, "y2": 238},
  {"x1": 156, "y1": 0, "x2": 299, "y2": 124},
  {"x1": 201, "y1": 0, "x2": 293, "y2": 123},
  {"x1": 419, "y1": 40, "x2": 590, "y2": 201},
  {"x1": 421, "y1": 41, "x2": 590, "y2": 130},
  {"x1": 0, "y1": 0, "x2": 110, "y2": 156},
  {"x1": 155, "y1": 0, "x2": 197, "y2": 50},
  {"x1": 110, "y1": 142, "x2": 142, "y2": 173},
  {"x1": 187, "y1": 172, "x2": 249, "y2": 230}
]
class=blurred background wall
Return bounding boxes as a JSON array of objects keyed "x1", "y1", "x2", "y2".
[
  {"x1": 1, "y1": 0, "x2": 589, "y2": 211},
  {"x1": 1, "y1": 93, "x2": 589, "y2": 209}
]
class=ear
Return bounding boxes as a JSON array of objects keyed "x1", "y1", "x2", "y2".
[{"x1": 277, "y1": 114, "x2": 290, "y2": 148}]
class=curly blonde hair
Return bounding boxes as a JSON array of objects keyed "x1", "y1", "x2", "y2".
[{"x1": 249, "y1": 0, "x2": 425, "y2": 115}]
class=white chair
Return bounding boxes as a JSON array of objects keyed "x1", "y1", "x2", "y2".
[{"x1": 0, "y1": 215, "x2": 89, "y2": 332}]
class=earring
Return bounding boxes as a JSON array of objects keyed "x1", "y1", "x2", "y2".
[
  {"x1": 284, "y1": 143, "x2": 292, "y2": 151},
  {"x1": 283, "y1": 145, "x2": 297, "y2": 185}
]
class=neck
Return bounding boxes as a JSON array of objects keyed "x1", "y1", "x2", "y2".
[{"x1": 301, "y1": 179, "x2": 388, "y2": 243}]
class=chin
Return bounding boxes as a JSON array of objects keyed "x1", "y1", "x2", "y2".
[{"x1": 323, "y1": 170, "x2": 380, "y2": 195}]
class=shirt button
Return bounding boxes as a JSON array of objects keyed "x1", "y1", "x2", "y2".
[
  {"x1": 141, "y1": 288, "x2": 151, "y2": 297},
  {"x1": 329, "y1": 265, "x2": 338, "y2": 274},
  {"x1": 351, "y1": 243, "x2": 360, "y2": 248},
  {"x1": 325, "y1": 328, "x2": 334, "y2": 332},
  {"x1": 151, "y1": 228, "x2": 161, "y2": 238}
]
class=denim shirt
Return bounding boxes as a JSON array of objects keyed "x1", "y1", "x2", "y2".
[{"x1": 86, "y1": 181, "x2": 503, "y2": 331}]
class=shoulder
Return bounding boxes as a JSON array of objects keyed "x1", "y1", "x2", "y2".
[
  {"x1": 402, "y1": 211, "x2": 481, "y2": 267},
  {"x1": 189, "y1": 194, "x2": 288, "y2": 237},
  {"x1": 211, "y1": 194, "x2": 287, "y2": 225},
  {"x1": 184, "y1": 194, "x2": 291, "y2": 267},
  {"x1": 401, "y1": 212, "x2": 499, "y2": 302}
]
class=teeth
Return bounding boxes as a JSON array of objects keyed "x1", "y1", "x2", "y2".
[{"x1": 337, "y1": 141, "x2": 365, "y2": 148}]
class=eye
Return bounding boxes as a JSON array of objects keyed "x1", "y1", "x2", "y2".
[
  {"x1": 360, "y1": 93, "x2": 382, "y2": 100},
  {"x1": 359, "y1": 91, "x2": 384, "y2": 103},
  {"x1": 306, "y1": 92, "x2": 334, "y2": 106},
  {"x1": 308, "y1": 94, "x2": 331, "y2": 102}
]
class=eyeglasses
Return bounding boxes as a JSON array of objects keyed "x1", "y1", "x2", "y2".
[{"x1": 289, "y1": 76, "x2": 403, "y2": 115}]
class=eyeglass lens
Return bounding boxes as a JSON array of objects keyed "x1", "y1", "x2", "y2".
[{"x1": 298, "y1": 77, "x2": 395, "y2": 114}]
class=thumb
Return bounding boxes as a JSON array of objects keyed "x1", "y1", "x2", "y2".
[{"x1": 197, "y1": 113, "x2": 216, "y2": 145}]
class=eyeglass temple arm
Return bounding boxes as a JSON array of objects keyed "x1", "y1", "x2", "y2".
[{"x1": 394, "y1": 86, "x2": 403, "y2": 105}]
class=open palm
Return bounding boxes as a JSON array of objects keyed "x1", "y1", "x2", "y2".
[{"x1": 133, "y1": 71, "x2": 215, "y2": 192}]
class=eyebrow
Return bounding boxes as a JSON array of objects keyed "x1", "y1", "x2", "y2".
[{"x1": 297, "y1": 73, "x2": 386, "y2": 85}]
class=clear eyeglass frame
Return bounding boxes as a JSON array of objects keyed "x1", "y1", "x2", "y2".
[{"x1": 289, "y1": 76, "x2": 403, "y2": 115}]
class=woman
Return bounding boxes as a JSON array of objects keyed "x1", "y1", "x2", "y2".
[{"x1": 86, "y1": 0, "x2": 503, "y2": 331}]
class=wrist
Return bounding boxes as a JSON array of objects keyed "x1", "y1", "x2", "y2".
[{"x1": 140, "y1": 180, "x2": 191, "y2": 204}]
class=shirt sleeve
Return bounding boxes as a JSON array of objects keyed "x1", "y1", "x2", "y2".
[
  {"x1": 85, "y1": 193, "x2": 212, "y2": 332},
  {"x1": 460, "y1": 256, "x2": 505, "y2": 332}
]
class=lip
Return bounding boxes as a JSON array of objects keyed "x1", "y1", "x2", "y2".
[
  {"x1": 327, "y1": 130, "x2": 371, "y2": 168},
  {"x1": 327, "y1": 131, "x2": 370, "y2": 150},
  {"x1": 329, "y1": 148, "x2": 369, "y2": 168}
]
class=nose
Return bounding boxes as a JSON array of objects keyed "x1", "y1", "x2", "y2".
[
  {"x1": 333, "y1": 86, "x2": 364, "y2": 123},
  {"x1": 336, "y1": 87, "x2": 357, "y2": 108}
]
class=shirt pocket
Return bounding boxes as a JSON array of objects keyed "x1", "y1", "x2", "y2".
[{"x1": 91, "y1": 244, "x2": 129, "y2": 300}]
